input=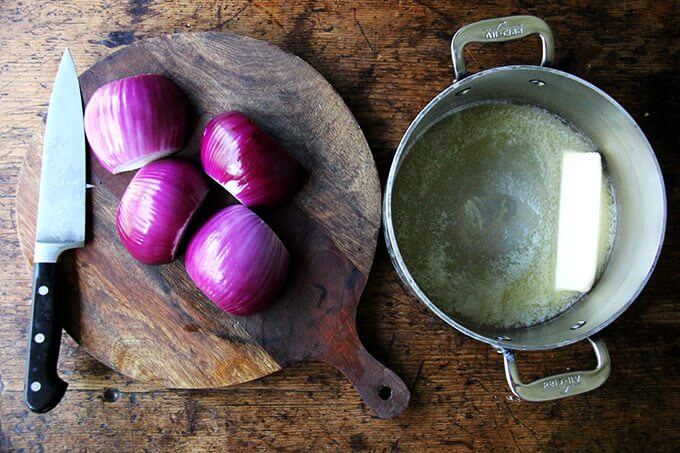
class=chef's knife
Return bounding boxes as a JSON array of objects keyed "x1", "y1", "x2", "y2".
[{"x1": 25, "y1": 49, "x2": 85, "y2": 413}]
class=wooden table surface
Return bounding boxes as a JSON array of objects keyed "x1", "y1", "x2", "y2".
[{"x1": 1, "y1": 1, "x2": 678, "y2": 450}]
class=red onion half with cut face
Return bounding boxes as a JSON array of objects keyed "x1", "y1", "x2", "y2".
[
  {"x1": 185, "y1": 205, "x2": 291, "y2": 315},
  {"x1": 201, "y1": 111, "x2": 306, "y2": 207},
  {"x1": 85, "y1": 74, "x2": 189, "y2": 174},
  {"x1": 116, "y1": 159, "x2": 209, "y2": 264}
]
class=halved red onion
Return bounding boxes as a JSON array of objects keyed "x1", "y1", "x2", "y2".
[
  {"x1": 85, "y1": 74, "x2": 189, "y2": 174},
  {"x1": 201, "y1": 111, "x2": 306, "y2": 207},
  {"x1": 185, "y1": 205, "x2": 290, "y2": 315},
  {"x1": 116, "y1": 159, "x2": 208, "y2": 264}
]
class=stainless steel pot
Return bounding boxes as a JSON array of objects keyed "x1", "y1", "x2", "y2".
[{"x1": 384, "y1": 16, "x2": 666, "y2": 401}]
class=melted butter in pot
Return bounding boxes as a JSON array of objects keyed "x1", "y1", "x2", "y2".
[{"x1": 393, "y1": 102, "x2": 616, "y2": 329}]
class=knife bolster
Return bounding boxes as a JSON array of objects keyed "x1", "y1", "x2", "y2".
[{"x1": 34, "y1": 240, "x2": 84, "y2": 263}]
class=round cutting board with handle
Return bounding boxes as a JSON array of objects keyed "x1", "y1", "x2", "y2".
[{"x1": 16, "y1": 32, "x2": 410, "y2": 419}]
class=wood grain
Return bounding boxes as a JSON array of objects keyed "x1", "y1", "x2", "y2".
[
  {"x1": 14, "y1": 32, "x2": 410, "y2": 419},
  {"x1": 1, "y1": 0, "x2": 678, "y2": 450}
]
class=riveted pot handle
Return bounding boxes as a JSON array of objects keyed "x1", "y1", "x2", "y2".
[
  {"x1": 451, "y1": 15, "x2": 554, "y2": 81},
  {"x1": 502, "y1": 337, "x2": 610, "y2": 402}
]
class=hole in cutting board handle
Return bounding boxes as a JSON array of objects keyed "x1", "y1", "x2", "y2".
[{"x1": 379, "y1": 385, "x2": 393, "y2": 400}]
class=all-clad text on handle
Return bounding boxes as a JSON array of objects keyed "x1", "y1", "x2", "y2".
[
  {"x1": 451, "y1": 15, "x2": 554, "y2": 81},
  {"x1": 502, "y1": 337, "x2": 611, "y2": 402}
]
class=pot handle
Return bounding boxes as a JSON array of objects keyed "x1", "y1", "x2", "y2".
[
  {"x1": 451, "y1": 15, "x2": 554, "y2": 81},
  {"x1": 501, "y1": 337, "x2": 610, "y2": 402}
]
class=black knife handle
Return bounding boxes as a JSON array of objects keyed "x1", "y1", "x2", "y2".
[{"x1": 25, "y1": 262, "x2": 68, "y2": 413}]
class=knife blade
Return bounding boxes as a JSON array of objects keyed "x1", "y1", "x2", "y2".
[{"x1": 25, "y1": 49, "x2": 85, "y2": 413}]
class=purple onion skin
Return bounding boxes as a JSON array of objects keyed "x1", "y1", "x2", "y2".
[
  {"x1": 116, "y1": 159, "x2": 209, "y2": 265},
  {"x1": 185, "y1": 205, "x2": 291, "y2": 316},
  {"x1": 201, "y1": 111, "x2": 306, "y2": 207},
  {"x1": 85, "y1": 74, "x2": 189, "y2": 174}
]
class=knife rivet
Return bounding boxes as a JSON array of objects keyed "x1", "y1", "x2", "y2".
[
  {"x1": 34, "y1": 333, "x2": 45, "y2": 344},
  {"x1": 30, "y1": 381, "x2": 41, "y2": 392},
  {"x1": 38, "y1": 285, "x2": 49, "y2": 296}
]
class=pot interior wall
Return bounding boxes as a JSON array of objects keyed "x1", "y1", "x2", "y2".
[{"x1": 392, "y1": 66, "x2": 665, "y2": 349}]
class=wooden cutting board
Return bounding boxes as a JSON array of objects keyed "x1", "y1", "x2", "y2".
[{"x1": 15, "y1": 32, "x2": 409, "y2": 419}]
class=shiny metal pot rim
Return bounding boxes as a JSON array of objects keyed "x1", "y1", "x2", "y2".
[{"x1": 383, "y1": 63, "x2": 666, "y2": 352}]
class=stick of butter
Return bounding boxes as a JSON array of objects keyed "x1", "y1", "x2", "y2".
[{"x1": 555, "y1": 151, "x2": 603, "y2": 293}]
